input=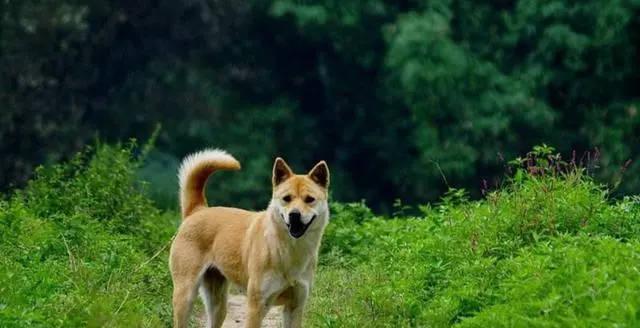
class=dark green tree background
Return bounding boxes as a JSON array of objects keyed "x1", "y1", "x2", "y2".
[{"x1": 2, "y1": 0, "x2": 639, "y2": 211}]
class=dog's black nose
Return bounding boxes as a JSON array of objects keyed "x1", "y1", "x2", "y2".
[{"x1": 289, "y1": 210, "x2": 301, "y2": 223}]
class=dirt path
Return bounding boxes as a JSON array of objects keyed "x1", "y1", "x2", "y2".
[{"x1": 200, "y1": 294, "x2": 282, "y2": 328}]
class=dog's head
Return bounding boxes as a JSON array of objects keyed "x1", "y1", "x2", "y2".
[{"x1": 270, "y1": 158, "x2": 330, "y2": 239}]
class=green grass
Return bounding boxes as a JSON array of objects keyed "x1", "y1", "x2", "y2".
[{"x1": 1, "y1": 144, "x2": 639, "y2": 327}]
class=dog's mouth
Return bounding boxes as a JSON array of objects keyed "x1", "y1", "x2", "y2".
[{"x1": 283, "y1": 214, "x2": 317, "y2": 239}]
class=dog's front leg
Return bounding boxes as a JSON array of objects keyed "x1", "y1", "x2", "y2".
[
  {"x1": 282, "y1": 283, "x2": 309, "y2": 328},
  {"x1": 245, "y1": 298, "x2": 267, "y2": 328},
  {"x1": 245, "y1": 280, "x2": 268, "y2": 328}
]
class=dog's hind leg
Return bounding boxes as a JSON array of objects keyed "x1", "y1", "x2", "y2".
[
  {"x1": 200, "y1": 267, "x2": 229, "y2": 328},
  {"x1": 171, "y1": 250, "x2": 206, "y2": 328},
  {"x1": 172, "y1": 272, "x2": 201, "y2": 328}
]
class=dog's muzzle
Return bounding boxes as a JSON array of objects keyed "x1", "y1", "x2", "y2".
[{"x1": 284, "y1": 211, "x2": 317, "y2": 239}]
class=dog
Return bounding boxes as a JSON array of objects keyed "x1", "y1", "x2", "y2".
[{"x1": 169, "y1": 149, "x2": 330, "y2": 328}]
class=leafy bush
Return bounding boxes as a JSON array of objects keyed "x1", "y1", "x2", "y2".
[
  {"x1": 0, "y1": 143, "x2": 176, "y2": 327},
  {"x1": 309, "y1": 152, "x2": 640, "y2": 327}
]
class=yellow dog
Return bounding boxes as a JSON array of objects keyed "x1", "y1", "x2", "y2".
[{"x1": 170, "y1": 149, "x2": 330, "y2": 328}]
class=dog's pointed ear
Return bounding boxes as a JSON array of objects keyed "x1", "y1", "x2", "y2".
[
  {"x1": 273, "y1": 157, "x2": 293, "y2": 187},
  {"x1": 308, "y1": 161, "x2": 329, "y2": 188}
]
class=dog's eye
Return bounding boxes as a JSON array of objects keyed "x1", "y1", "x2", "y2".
[
  {"x1": 282, "y1": 195, "x2": 292, "y2": 202},
  {"x1": 304, "y1": 196, "x2": 315, "y2": 203}
]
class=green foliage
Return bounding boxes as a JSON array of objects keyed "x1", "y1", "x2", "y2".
[
  {"x1": 457, "y1": 237, "x2": 640, "y2": 327},
  {"x1": 0, "y1": 143, "x2": 176, "y2": 327},
  {"x1": 309, "y1": 164, "x2": 640, "y2": 327}
]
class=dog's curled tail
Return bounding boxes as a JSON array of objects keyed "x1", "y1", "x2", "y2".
[{"x1": 178, "y1": 149, "x2": 240, "y2": 219}]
